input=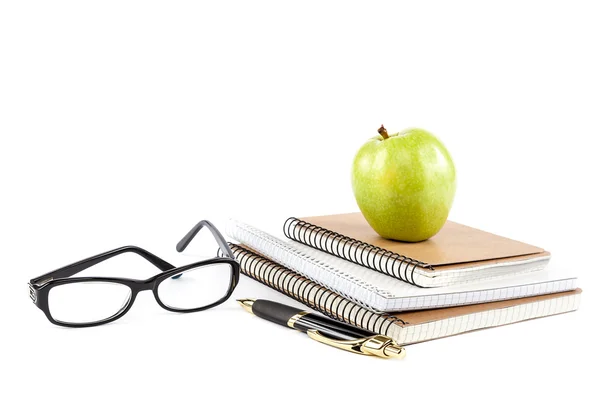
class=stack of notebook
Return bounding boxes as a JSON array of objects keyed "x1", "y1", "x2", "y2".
[{"x1": 225, "y1": 213, "x2": 581, "y2": 345}]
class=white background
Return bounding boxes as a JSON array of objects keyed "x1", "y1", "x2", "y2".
[{"x1": 1, "y1": 1, "x2": 598, "y2": 399}]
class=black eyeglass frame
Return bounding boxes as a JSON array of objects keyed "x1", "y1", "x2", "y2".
[{"x1": 28, "y1": 220, "x2": 240, "y2": 328}]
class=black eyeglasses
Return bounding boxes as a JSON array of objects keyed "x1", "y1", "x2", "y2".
[{"x1": 28, "y1": 220, "x2": 240, "y2": 328}]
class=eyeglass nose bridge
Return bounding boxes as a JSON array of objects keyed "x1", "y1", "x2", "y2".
[
  {"x1": 126, "y1": 270, "x2": 181, "y2": 296},
  {"x1": 132, "y1": 279, "x2": 157, "y2": 292}
]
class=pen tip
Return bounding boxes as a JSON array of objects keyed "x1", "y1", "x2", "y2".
[{"x1": 236, "y1": 298, "x2": 256, "y2": 314}]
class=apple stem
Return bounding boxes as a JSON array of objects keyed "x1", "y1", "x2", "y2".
[{"x1": 378, "y1": 125, "x2": 389, "y2": 140}]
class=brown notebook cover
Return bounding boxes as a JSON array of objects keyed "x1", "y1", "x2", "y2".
[
  {"x1": 300, "y1": 212, "x2": 547, "y2": 266},
  {"x1": 284, "y1": 212, "x2": 550, "y2": 287}
]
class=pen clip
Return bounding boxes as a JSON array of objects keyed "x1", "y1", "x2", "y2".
[{"x1": 306, "y1": 330, "x2": 406, "y2": 359}]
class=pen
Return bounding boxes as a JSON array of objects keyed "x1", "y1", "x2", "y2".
[{"x1": 237, "y1": 298, "x2": 405, "y2": 359}]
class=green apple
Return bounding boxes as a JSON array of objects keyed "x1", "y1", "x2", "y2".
[{"x1": 351, "y1": 125, "x2": 456, "y2": 242}]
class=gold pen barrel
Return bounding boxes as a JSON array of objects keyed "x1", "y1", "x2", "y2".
[
  {"x1": 360, "y1": 334, "x2": 407, "y2": 359},
  {"x1": 307, "y1": 330, "x2": 406, "y2": 359},
  {"x1": 383, "y1": 344, "x2": 406, "y2": 359}
]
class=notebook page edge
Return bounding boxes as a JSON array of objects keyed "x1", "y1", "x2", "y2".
[{"x1": 394, "y1": 290, "x2": 581, "y2": 345}]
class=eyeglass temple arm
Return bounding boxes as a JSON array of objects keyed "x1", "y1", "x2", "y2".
[
  {"x1": 176, "y1": 220, "x2": 235, "y2": 259},
  {"x1": 30, "y1": 246, "x2": 177, "y2": 286}
]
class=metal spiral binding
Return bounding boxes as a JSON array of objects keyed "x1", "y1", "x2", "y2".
[
  {"x1": 229, "y1": 220, "x2": 383, "y2": 309},
  {"x1": 283, "y1": 217, "x2": 433, "y2": 287},
  {"x1": 223, "y1": 243, "x2": 406, "y2": 336}
]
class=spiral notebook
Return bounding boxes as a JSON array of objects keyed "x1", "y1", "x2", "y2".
[
  {"x1": 284, "y1": 213, "x2": 551, "y2": 287},
  {"x1": 228, "y1": 244, "x2": 581, "y2": 346},
  {"x1": 226, "y1": 219, "x2": 576, "y2": 312}
]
